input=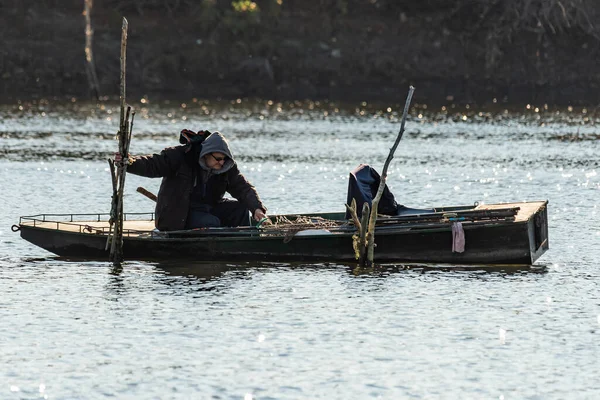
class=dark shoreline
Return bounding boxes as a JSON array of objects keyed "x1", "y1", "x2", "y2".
[
  {"x1": 3, "y1": 1, "x2": 600, "y2": 107},
  {"x1": 3, "y1": 83, "x2": 598, "y2": 110}
]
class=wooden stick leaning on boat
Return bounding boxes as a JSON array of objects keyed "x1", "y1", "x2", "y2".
[
  {"x1": 345, "y1": 199, "x2": 370, "y2": 265},
  {"x1": 345, "y1": 199, "x2": 362, "y2": 259},
  {"x1": 105, "y1": 159, "x2": 118, "y2": 251},
  {"x1": 110, "y1": 110, "x2": 134, "y2": 263},
  {"x1": 358, "y1": 203, "x2": 370, "y2": 266},
  {"x1": 108, "y1": 18, "x2": 133, "y2": 266},
  {"x1": 137, "y1": 187, "x2": 158, "y2": 202},
  {"x1": 365, "y1": 86, "x2": 415, "y2": 268}
]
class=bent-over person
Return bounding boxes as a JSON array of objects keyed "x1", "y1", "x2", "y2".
[{"x1": 117, "y1": 131, "x2": 267, "y2": 231}]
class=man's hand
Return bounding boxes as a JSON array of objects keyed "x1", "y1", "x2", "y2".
[
  {"x1": 113, "y1": 152, "x2": 132, "y2": 167},
  {"x1": 253, "y1": 209, "x2": 267, "y2": 222}
]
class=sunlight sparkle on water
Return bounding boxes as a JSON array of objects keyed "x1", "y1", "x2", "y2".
[{"x1": 498, "y1": 328, "x2": 506, "y2": 344}]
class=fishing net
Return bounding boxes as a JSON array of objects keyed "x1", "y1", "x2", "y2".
[{"x1": 260, "y1": 215, "x2": 348, "y2": 242}]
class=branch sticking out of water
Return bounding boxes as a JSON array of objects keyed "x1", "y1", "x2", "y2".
[
  {"x1": 363, "y1": 86, "x2": 415, "y2": 268},
  {"x1": 109, "y1": 18, "x2": 133, "y2": 267}
]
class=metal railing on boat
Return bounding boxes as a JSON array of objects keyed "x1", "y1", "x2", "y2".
[{"x1": 19, "y1": 212, "x2": 155, "y2": 236}]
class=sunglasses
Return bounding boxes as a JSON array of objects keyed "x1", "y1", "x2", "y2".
[{"x1": 209, "y1": 153, "x2": 227, "y2": 162}]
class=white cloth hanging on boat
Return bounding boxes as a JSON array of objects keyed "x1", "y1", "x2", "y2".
[
  {"x1": 295, "y1": 229, "x2": 332, "y2": 236},
  {"x1": 452, "y1": 222, "x2": 465, "y2": 253}
]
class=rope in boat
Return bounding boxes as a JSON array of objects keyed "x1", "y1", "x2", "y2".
[{"x1": 260, "y1": 215, "x2": 347, "y2": 243}]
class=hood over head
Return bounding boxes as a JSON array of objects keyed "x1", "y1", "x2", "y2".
[{"x1": 198, "y1": 131, "x2": 235, "y2": 174}]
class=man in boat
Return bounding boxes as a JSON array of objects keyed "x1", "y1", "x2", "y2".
[{"x1": 115, "y1": 130, "x2": 267, "y2": 231}]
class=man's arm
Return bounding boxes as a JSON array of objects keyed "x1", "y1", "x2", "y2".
[
  {"x1": 226, "y1": 165, "x2": 267, "y2": 219},
  {"x1": 125, "y1": 146, "x2": 185, "y2": 178}
]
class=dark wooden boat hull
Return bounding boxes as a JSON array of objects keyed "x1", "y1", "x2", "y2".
[{"x1": 17, "y1": 201, "x2": 549, "y2": 265}]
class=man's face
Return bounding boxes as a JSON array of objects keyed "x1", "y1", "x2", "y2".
[{"x1": 205, "y1": 152, "x2": 227, "y2": 170}]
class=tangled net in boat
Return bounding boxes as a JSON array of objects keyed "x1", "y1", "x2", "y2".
[{"x1": 261, "y1": 215, "x2": 347, "y2": 243}]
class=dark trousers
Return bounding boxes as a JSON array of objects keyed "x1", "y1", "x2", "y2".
[{"x1": 185, "y1": 199, "x2": 250, "y2": 229}]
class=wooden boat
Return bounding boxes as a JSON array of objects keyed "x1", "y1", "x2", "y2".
[{"x1": 13, "y1": 200, "x2": 549, "y2": 265}]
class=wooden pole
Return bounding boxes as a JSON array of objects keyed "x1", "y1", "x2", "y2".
[
  {"x1": 83, "y1": 0, "x2": 100, "y2": 100},
  {"x1": 364, "y1": 86, "x2": 415, "y2": 267},
  {"x1": 358, "y1": 202, "x2": 370, "y2": 266},
  {"x1": 105, "y1": 158, "x2": 117, "y2": 251},
  {"x1": 109, "y1": 18, "x2": 132, "y2": 266},
  {"x1": 345, "y1": 199, "x2": 362, "y2": 260},
  {"x1": 137, "y1": 187, "x2": 158, "y2": 202}
]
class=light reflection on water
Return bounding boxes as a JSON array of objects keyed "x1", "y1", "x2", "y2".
[{"x1": 0, "y1": 100, "x2": 599, "y2": 398}]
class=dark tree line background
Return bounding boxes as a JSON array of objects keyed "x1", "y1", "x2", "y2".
[{"x1": 1, "y1": 0, "x2": 599, "y2": 105}]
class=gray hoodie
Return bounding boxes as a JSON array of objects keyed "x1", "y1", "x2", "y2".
[{"x1": 198, "y1": 131, "x2": 235, "y2": 174}]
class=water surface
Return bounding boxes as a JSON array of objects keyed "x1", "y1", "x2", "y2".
[{"x1": 1, "y1": 98, "x2": 599, "y2": 399}]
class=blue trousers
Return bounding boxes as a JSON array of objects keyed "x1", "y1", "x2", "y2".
[{"x1": 185, "y1": 199, "x2": 251, "y2": 229}]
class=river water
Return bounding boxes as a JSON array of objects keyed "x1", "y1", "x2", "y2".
[{"x1": 1, "y1": 98, "x2": 599, "y2": 399}]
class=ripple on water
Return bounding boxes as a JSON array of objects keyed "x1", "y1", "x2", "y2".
[{"x1": 1, "y1": 101, "x2": 599, "y2": 398}]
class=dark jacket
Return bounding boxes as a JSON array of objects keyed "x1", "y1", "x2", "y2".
[{"x1": 127, "y1": 133, "x2": 266, "y2": 231}]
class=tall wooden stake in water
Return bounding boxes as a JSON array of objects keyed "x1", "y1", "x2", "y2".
[
  {"x1": 83, "y1": 0, "x2": 100, "y2": 100},
  {"x1": 108, "y1": 18, "x2": 133, "y2": 266},
  {"x1": 364, "y1": 86, "x2": 415, "y2": 267},
  {"x1": 348, "y1": 86, "x2": 415, "y2": 268}
]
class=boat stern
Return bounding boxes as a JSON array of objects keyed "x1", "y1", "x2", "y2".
[{"x1": 529, "y1": 201, "x2": 549, "y2": 263}]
